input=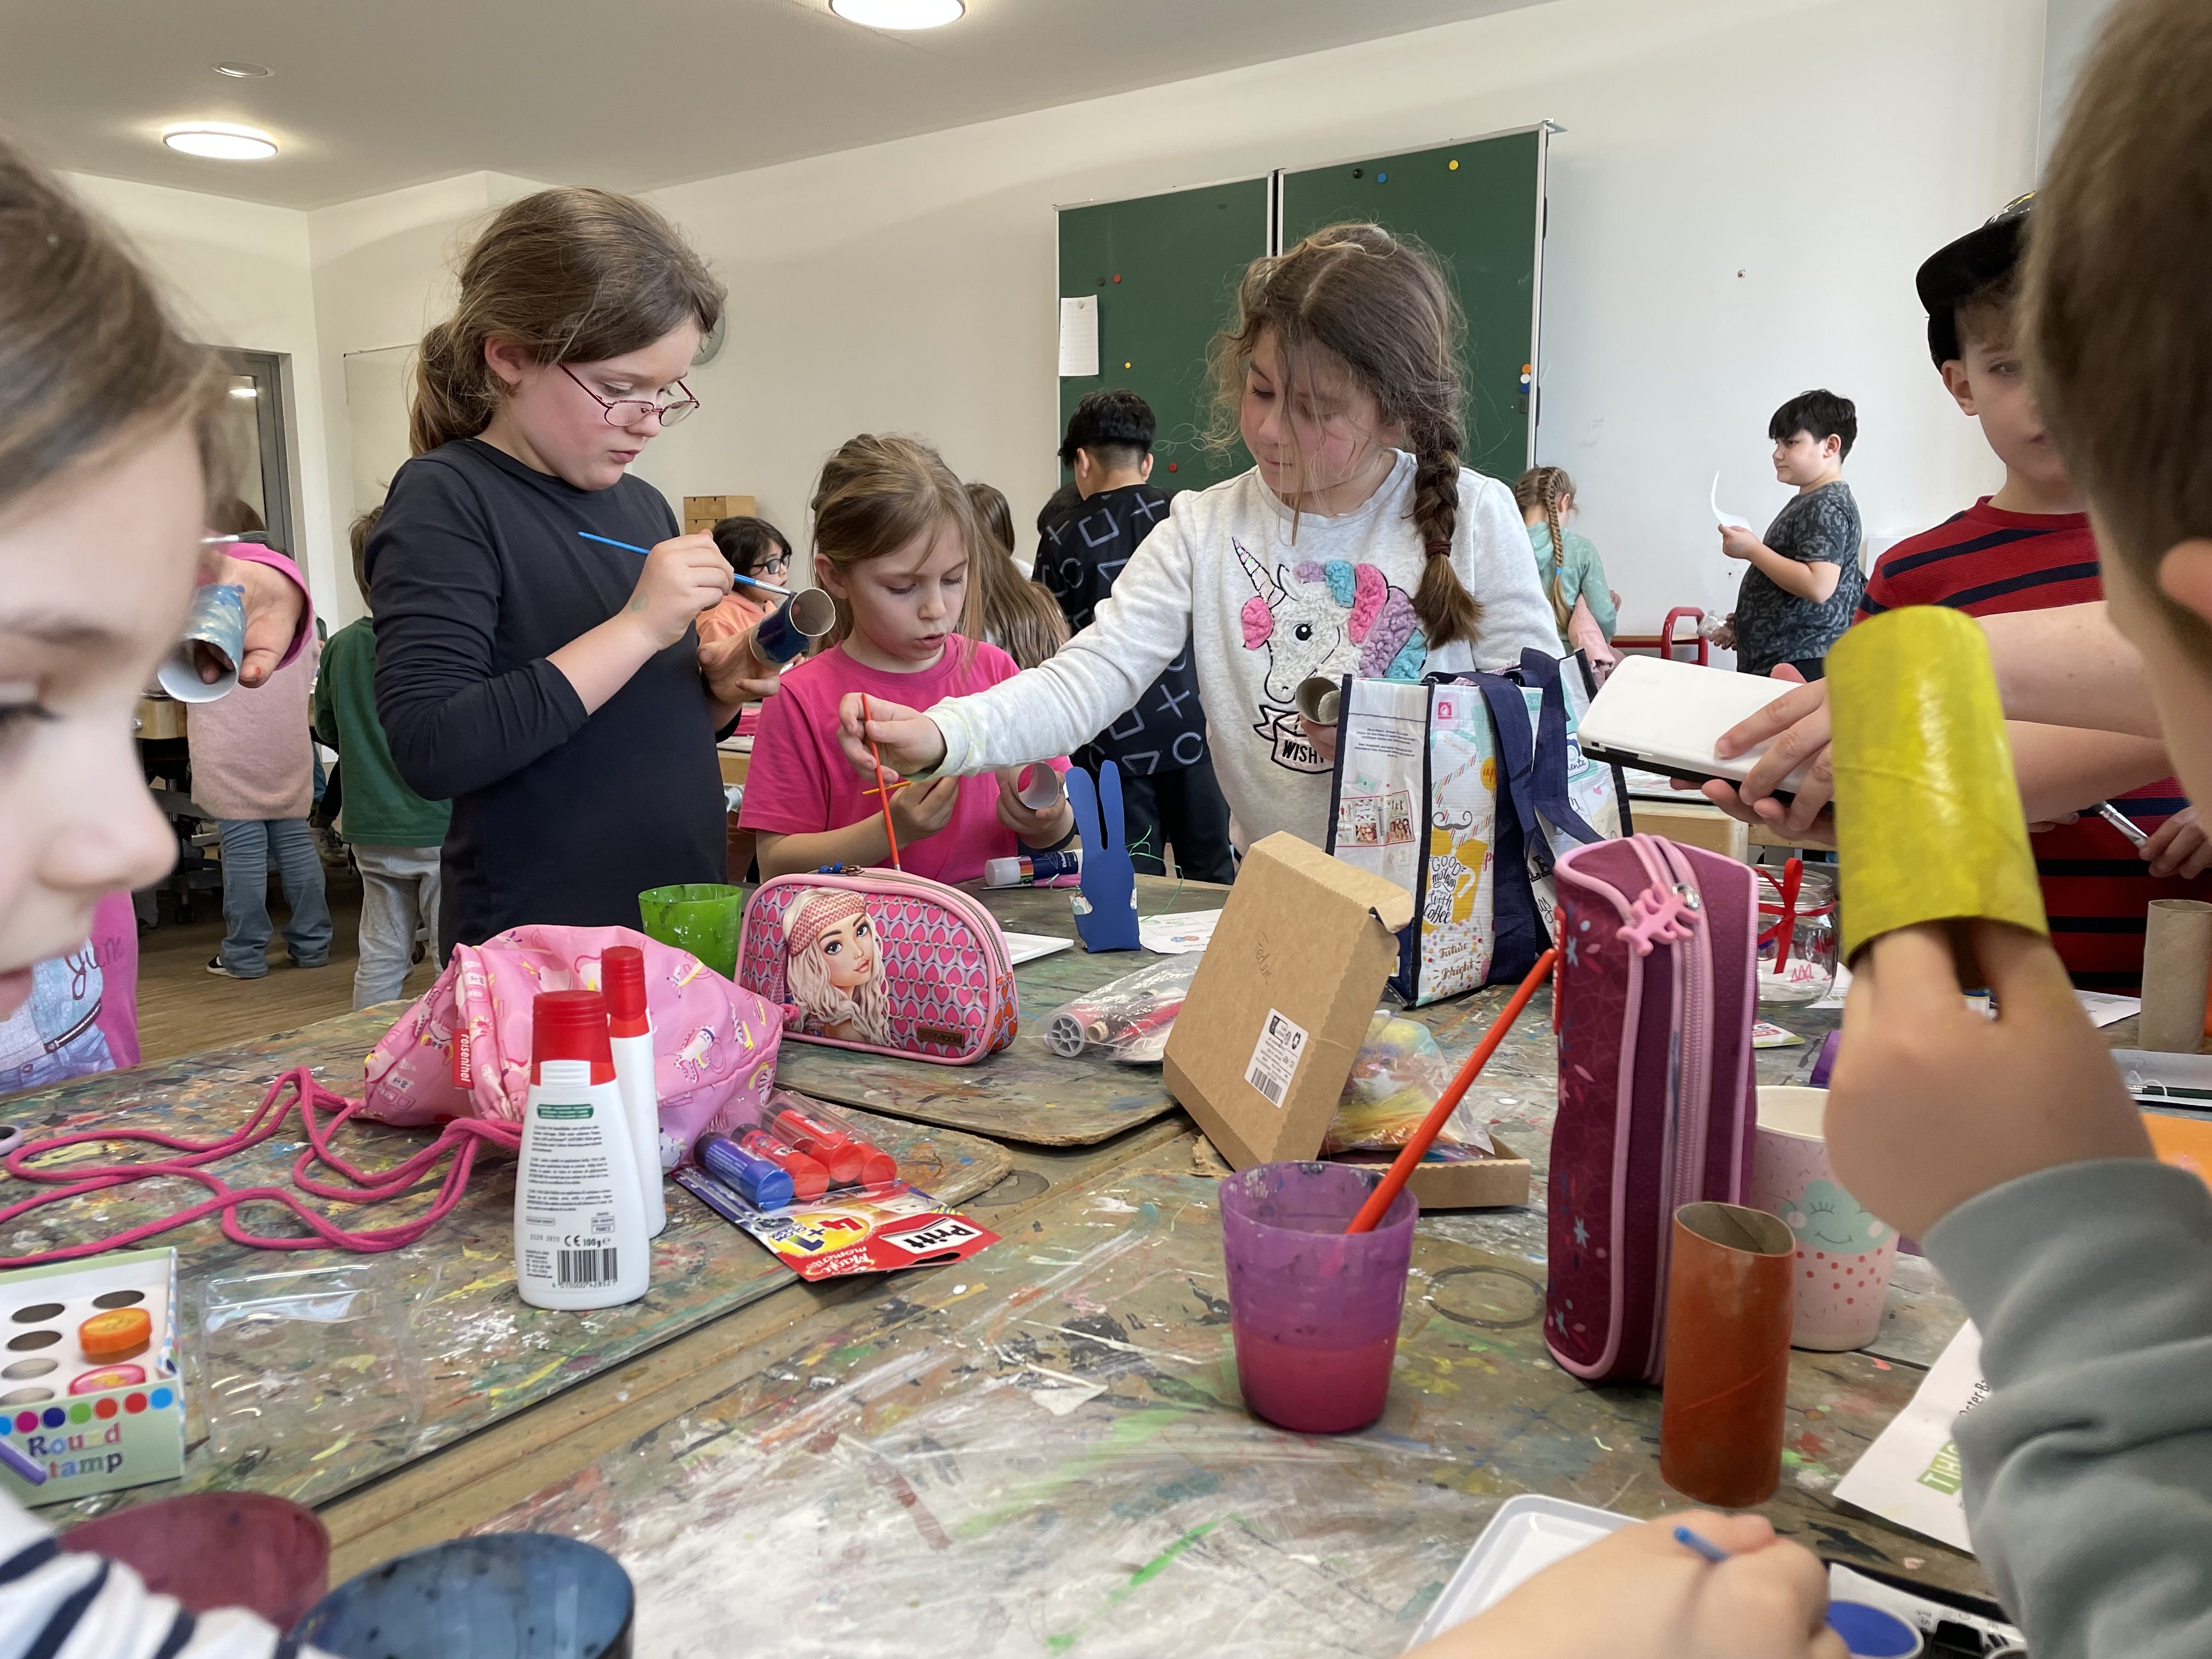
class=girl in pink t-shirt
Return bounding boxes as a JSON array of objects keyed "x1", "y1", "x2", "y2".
[{"x1": 741, "y1": 435, "x2": 1074, "y2": 884}]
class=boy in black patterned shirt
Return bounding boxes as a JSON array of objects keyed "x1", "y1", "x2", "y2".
[{"x1": 1724, "y1": 388, "x2": 1865, "y2": 678}]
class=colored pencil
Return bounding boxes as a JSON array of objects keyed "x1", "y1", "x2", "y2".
[
  {"x1": 862, "y1": 693, "x2": 902, "y2": 871},
  {"x1": 575, "y1": 531, "x2": 792, "y2": 598}
]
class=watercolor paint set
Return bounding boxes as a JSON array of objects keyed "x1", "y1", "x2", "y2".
[
  {"x1": 0, "y1": 1247, "x2": 184, "y2": 1505},
  {"x1": 673, "y1": 1091, "x2": 999, "y2": 1280}
]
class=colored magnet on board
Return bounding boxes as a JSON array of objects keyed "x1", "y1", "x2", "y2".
[
  {"x1": 1113, "y1": 274, "x2": 1121, "y2": 283},
  {"x1": 1167, "y1": 462, "x2": 1177, "y2": 472},
  {"x1": 1449, "y1": 159, "x2": 1460, "y2": 170},
  {"x1": 1377, "y1": 172, "x2": 1388, "y2": 182}
]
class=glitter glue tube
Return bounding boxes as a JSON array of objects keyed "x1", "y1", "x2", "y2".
[
  {"x1": 696, "y1": 1133, "x2": 794, "y2": 1211},
  {"x1": 984, "y1": 851, "x2": 1081, "y2": 888},
  {"x1": 774, "y1": 1105, "x2": 896, "y2": 1187},
  {"x1": 737, "y1": 1129, "x2": 830, "y2": 1203},
  {"x1": 600, "y1": 946, "x2": 665, "y2": 1238},
  {"x1": 1827, "y1": 607, "x2": 2047, "y2": 971}
]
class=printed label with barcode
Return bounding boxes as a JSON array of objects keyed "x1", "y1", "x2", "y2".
[
  {"x1": 1244, "y1": 1009, "x2": 1310, "y2": 1107},
  {"x1": 556, "y1": 1246, "x2": 619, "y2": 1288}
]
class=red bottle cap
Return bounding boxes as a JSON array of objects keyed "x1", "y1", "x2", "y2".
[
  {"x1": 853, "y1": 1144, "x2": 898, "y2": 1188},
  {"x1": 532, "y1": 990, "x2": 615, "y2": 1084},
  {"x1": 602, "y1": 946, "x2": 650, "y2": 1038}
]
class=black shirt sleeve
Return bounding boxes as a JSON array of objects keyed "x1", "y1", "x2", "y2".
[{"x1": 369, "y1": 459, "x2": 592, "y2": 802}]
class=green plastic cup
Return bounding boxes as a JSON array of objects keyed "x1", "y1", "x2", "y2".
[{"x1": 637, "y1": 883, "x2": 747, "y2": 980}]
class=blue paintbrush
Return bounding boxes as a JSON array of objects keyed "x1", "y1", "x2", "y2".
[{"x1": 576, "y1": 531, "x2": 792, "y2": 599}]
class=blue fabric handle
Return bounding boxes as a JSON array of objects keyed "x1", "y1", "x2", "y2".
[{"x1": 1519, "y1": 648, "x2": 1610, "y2": 851}]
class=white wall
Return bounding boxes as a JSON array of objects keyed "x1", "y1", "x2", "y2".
[
  {"x1": 2041, "y1": 0, "x2": 2117, "y2": 165},
  {"x1": 63, "y1": 171, "x2": 343, "y2": 615},
  {"x1": 635, "y1": 0, "x2": 2041, "y2": 634}
]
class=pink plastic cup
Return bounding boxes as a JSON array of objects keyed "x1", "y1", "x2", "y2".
[
  {"x1": 1220, "y1": 1161, "x2": 1417, "y2": 1434},
  {"x1": 63, "y1": 1492, "x2": 330, "y2": 1629}
]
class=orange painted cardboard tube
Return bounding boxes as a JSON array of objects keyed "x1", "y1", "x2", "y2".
[{"x1": 1659, "y1": 1201, "x2": 1796, "y2": 1507}]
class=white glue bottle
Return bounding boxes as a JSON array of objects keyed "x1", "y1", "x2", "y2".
[
  {"x1": 600, "y1": 945, "x2": 666, "y2": 1237},
  {"x1": 514, "y1": 989, "x2": 649, "y2": 1310}
]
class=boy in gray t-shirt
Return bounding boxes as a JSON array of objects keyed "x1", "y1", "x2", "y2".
[{"x1": 1724, "y1": 388, "x2": 1864, "y2": 677}]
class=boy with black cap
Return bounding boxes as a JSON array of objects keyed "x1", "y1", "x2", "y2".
[
  {"x1": 1037, "y1": 389, "x2": 1235, "y2": 884},
  {"x1": 1854, "y1": 195, "x2": 2211, "y2": 990}
]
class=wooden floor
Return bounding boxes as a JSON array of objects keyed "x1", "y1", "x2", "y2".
[{"x1": 131, "y1": 860, "x2": 441, "y2": 1066}]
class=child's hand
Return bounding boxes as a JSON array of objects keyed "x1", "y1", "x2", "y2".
[
  {"x1": 995, "y1": 771, "x2": 1074, "y2": 845},
  {"x1": 1299, "y1": 714, "x2": 1340, "y2": 762},
  {"x1": 1702, "y1": 669, "x2": 1837, "y2": 843},
  {"x1": 1827, "y1": 920, "x2": 2153, "y2": 1243},
  {"x1": 889, "y1": 775, "x2": 961, "y2": 845},
  {"x1": 624, "y1": 533, "x2": 733, "y2": 649},
  {"x1": 1720, "y1": 525, "x2": 1762, "y2": 562},
  {"x1": 1404, "y1": 1511, "x2": 1842, "y2": 1659},
  {"x1": 212, "y1": 554, "x2": 308, "y2": 689},
  {"x1": 2143, "y1": 804, "x2": 2212, "y2": 878},
  {"x1": 697, "y1": 630, "x2": 781, "y2": 706},
  {"x1": 837, "y1": 693, "x2": 949, "y2": 780}
]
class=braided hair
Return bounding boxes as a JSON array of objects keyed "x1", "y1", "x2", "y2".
[
  {"x1": 1514, "y1": 466, "x2": 1577, "y2": 632},
  {"x1": 1205, "y1": 223, "x2": 1482, "y2": 651}
]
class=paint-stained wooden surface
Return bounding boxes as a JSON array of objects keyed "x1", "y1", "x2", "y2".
[
  {"x1": 0, "y1": 1008, "x2": 1008, "y2": 1522},
  {"x1": 486, "y1": 1140, "x2": 1979, "y2": 1659}
]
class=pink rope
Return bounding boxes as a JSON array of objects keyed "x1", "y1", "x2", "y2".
[{"x1": 0, "y1": 1068, "x2": 520, "y2": 1267}]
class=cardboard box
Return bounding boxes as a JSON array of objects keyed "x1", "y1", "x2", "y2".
[
  {"x1": 1332, "y1": 1137, "x2": 1532, "y2": 1210},
  {"x1": 1164, "y1": 833, "x2": 1415, "y2": 1169},
  {"x1": 134, "y1": 697, "x2": 187, "y2": 741},
  {"x1": 1625, "y1": 799, "x2": 1749, "y2": 863},
  {"x1": 683, "y1": 493, "x2": 757, "y2": 535}
]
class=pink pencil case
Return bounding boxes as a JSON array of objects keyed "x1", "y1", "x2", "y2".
[{"x1": 736, "y1": 867, "x2": 1019, "y2": 1066}]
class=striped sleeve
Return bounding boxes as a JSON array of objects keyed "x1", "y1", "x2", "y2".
[{"x1": 0, "y1": 1496, "x2": 327, "y2": 1659}]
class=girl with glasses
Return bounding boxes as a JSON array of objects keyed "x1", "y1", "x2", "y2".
[{"x1": 364, "y1": 187, "x2": 777, "y2": 960}]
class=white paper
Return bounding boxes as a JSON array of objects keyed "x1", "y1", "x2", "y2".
[
  {"x1": 1139, "y1": 910, "x2": 1223, "y2": 955},
  {"x1": 1832, "y1": 1320, "x2": 1984, "y2": 1552},
  {"x1": 1057, "y1": 296, "x2": 1099, "y2": 377},
  {"x1": 1001, "y1": 930, "x2": 1074, "y2": 967},
  {"x1": 1711, "y1": 471, "x2": 1752, "y2": 531},
  {"x1": 2078, "y1": 990, "x2": 2142, "y2": 1028}
]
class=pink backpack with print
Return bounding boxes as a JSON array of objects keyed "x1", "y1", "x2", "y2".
[
  {"x1": 364, "y1": 924, "x2": 782, "y2": 1160},
  {"x1": 1544, "y1": 835, "x2": 1759, "y2": 1385},
  {"x1": 737, "y1": 868, "x2": 1018, "y2": 1066}
]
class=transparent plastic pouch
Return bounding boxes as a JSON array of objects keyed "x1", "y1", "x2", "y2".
[
  {"x1": 1320, "y1": 1013, "x2": 1495, "y2": 1155},
  {"x1": 1043, "y1": 958, "x2": 1201, "y2": 1063}
]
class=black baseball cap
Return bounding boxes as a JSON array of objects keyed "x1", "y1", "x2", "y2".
[{"x1": 1916, "y1": 193, "x2": 2034, "y2": 366}]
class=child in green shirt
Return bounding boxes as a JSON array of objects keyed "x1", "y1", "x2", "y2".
[
  {"x1": 313, "y1": 508, "x2": 453, "y2": 1007},
  {"x1": 1515, "y1": 466, "x2": 1617, "y2": 675}
]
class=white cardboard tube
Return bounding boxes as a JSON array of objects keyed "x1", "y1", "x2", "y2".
[{"x1": 2141, "y1": 899, "x2": 2212, "y2": 1053}]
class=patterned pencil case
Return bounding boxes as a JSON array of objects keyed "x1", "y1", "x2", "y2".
[{"x1": 736, "y1": 867, "x2": 1019, "y2": 1066}]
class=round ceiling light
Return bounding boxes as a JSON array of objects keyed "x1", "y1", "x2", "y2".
[
  {"x1": 211, "y1": 61, "x2": 272, "y2": 78},
  {"x1": 162, "y1": 123, "x2": 278, "y2": 161},
  {"x1": 828, "y1": 0, "x2": 964, "y2": 27}
]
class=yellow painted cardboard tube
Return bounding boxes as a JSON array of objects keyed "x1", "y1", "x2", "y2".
[{"x1": 1829, "y1": 606, "x2": 2047, "y2": 965}]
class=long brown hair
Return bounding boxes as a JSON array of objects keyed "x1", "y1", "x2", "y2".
[
  {"x1": 411, "y1": 187, "x2": 724, "y2": 455},
  {"x1": 810, "y1": 433, "x2": 981, "y2": 654},
  {"x1": 0, "y1": 138, "x2": 230, "y2": 518},
  {"x1": 1207, "y1": 222, "x2": 1481, "y2": 651},
  {"x1": 1514, "y1": 465, "x2": 1576, "y2": 632},
  {"x1": 963, "y1": 481, "x2": 1069, "y2": 670}
]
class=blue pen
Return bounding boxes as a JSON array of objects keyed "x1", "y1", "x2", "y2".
[
  {"x1": 1673, "y1": 1524, "x2": 1731, "y2": 1564},
  {"x1": 576, "y1": 532, "x2": 793, "y2": 599}
]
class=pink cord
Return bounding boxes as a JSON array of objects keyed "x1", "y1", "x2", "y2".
[{"x1": 0, "y1": 1068, "x2": 520, "y2": 1267}]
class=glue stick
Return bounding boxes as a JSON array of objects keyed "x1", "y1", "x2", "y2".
[
  {"x1": 601, "y1": 946, "x2": 665, "y2": 1238},
  {"x1": 516, "y1": 991, "x2": 649, "y2": 1311},
  {"x1": 984, "y1": 851, "x2": 1081, "y2": 888}
]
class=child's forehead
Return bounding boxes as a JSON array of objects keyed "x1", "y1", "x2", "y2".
[{"x1": 877, "y1": 517, "x2": 967, "y2": 577}]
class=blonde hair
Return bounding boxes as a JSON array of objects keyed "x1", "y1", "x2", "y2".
[
  {"x1": 410, "y1": 188, "x2": 723, "y2": 455},
  {"x1": 1514, "y1": 466, "x2": 1577, "y2": 633},
  {"x1": 963, "y1": 480, "x2": 1070, "y2": 670},
  {"x1": 810, "y1": 433, "x2": 981, "y2": 654},
  {"x1": 2023, "y1": 0, "x2": 2212, "y2": 654},
  {"x1": 0, "y1": 136, "x2": 231, "y2": 518},
  {"x1": 782, "y1": 889, "x2": 894, "y2": 1046},
  {"x1": 1208, "y1": 222, "x2": 1482, "y2": 651}
]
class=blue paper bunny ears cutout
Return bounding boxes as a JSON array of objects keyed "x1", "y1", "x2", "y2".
[{"x1": 1066, "y1": 762, "x2": 1141, "y2": 952}]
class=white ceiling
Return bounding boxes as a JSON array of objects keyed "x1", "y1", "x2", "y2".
[{"x1": 4, "y1": 0, "x2": 1550, "y2": 211}]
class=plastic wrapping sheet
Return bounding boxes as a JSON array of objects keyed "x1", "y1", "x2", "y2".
[{"x1": 1828, "y1": 607, "x2": 2046, "y2": 964}]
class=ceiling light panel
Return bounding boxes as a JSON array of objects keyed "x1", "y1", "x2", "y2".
[
  {"x1": 829, "y1": 0, "x2": 964, "y2": 29},
  {"x1": 161, "y1": 123, "x2": 278, "y2": 161}
]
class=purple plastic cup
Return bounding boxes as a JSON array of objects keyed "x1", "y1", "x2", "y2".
[{"x1": 1220, "y1": 1161, "x2": 1418, "y2": 1433}]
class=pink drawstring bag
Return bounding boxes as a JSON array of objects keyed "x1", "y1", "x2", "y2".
[
  {"x1": 363, "y1": 924, "x2": 781, "y2": 1156},
  {"x1": 0, "y1": 926, "x2": 781, "y2": 1267}
]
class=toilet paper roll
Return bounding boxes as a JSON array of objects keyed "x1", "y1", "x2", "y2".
[
  {"x1": 2141, "y1": 899, "x2": 2212, "y2": 1053},
  {"x1": 1828, "y1": 606, "x2": 2046, "y2": 966}
]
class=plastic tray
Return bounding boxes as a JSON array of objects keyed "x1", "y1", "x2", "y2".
[{"x1": 1408, "y1": 1493, "x2": 1633, "y2": 1647}]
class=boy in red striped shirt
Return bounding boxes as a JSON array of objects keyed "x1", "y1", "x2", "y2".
[{"x1": 1857, "y1": 197, "x2": 2210, "y2": 989}]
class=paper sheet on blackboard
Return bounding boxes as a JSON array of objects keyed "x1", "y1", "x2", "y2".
[
  {"x1": 1058, "y1": 296, "x2": 1099, "y2": 377},
  {"x1": 1711, "y1": 472, "x2": 1752, "y2": 530}
]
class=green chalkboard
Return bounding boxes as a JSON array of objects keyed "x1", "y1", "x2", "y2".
[
  {"x1": 1280, "y1": 128, "x2": 1545, "y2": 484},
  {"x1": 1057, "y1": 178, "x2": 1268, "y2": 494}
]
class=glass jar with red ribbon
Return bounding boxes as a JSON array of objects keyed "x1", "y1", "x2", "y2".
[{"x1": 1754, "y1": 855, "x2": 1838, "y2": 1003}]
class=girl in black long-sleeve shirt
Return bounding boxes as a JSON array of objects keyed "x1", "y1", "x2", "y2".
[{"x1": 368, "y1": 188, "x2": 771, "y2": 957}]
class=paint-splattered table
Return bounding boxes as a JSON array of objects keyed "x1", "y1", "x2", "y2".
[
  {"x1": 484, "y1": 1137, "x2": 1980, "y2": 1659},
  {"x1": 0, "y1": 1007, "x2": 1009, "y2": 1522}
]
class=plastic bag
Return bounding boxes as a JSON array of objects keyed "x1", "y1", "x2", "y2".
[
  {"x1": 1320, "y1": 1013, "x2": 1494, "y2": 1155},
  {"x1": 1043, "y1": 958, "x2": 1200, "y2": 1063}
]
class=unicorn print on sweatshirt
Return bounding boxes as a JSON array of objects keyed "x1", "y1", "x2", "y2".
[{"x1": 1235, "y1": 540, "x2": 1427, "y2": 772}]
